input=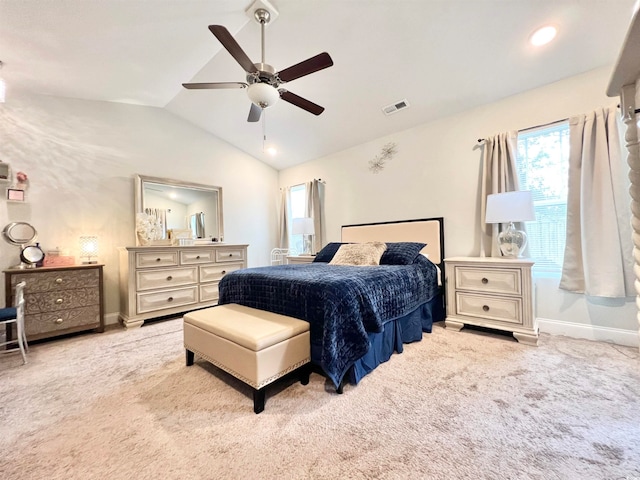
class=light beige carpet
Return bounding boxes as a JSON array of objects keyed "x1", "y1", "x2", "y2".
[{"x1": 0, "y1": 319, "x2": 638, "y2": 480}]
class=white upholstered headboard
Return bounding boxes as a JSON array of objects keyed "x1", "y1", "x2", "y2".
[{"x1": 341, "y1": 217, "x2": 444, "y2": 267}]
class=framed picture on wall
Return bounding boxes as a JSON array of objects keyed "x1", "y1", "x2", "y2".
[{"x1": 7, "y1": 188, "x2": 25, "y2": 201}]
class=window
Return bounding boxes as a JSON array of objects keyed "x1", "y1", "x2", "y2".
[
  {"x1": 516, "y1": 122, "x2": 570, "y2": 275},
  {"x1": 289, "y1": 183, "x2": 306, "y2": 254}
]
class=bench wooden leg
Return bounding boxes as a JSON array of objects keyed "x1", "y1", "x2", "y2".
[
  {"x1": 186, "y1": 349, "x2": 194, "y2": 366},
  {"x1": 299, "y1": 363, "x2": 311, "y2": 385},
  {"x1": 253, "y1": 387, "x2": 266, "y2": 414}
]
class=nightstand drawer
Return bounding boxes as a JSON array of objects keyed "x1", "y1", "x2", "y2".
[
  {"x1": 455, "y1": 267, "x2": 521, "y2": 295},
  {"x1": 455, "y1": 292, "x2": 522, "y2": 325}
]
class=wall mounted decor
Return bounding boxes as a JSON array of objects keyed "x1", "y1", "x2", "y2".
[
  {"x1": 368, "y1": 142, "x2": 398, "y2": 173},
  {"x1": 7, "y1": 188, "x2": 24, "y2": 202}
]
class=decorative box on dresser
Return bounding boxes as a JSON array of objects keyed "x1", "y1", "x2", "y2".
[
  {"x1": 118, "y1": 244, "x2": 248, "y2": 328},
  {"x1": 444, "y1": 257, "x2": 537, "y2": 346},
  {"x1": 4, "y1": 264, "x2": 105, "y2": 341},
  {"x1": 286, "y1": 255, "x2": 315, "y2": 264}
]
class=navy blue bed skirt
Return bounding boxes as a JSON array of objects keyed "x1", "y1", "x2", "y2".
[{"x1": 310, "y1": 292, "x2": 445, "y2": 386}]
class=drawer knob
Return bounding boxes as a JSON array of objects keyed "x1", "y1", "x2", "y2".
[
  {"x1": 481, "y1": 278, "x2": 489, "y2": 284},
  {"x1": 228, "y1": 253, "x2": 233, "y2": 257},
  {"x1": 221, "y1": 270, "x2": 226, "y2": 275},
  {"x1": 166, "y1": 275, "x2": 173, "y2": 281},
  {"x1": 196, "y1": 255, "x2": 200, "y2": 259},
  {"x1": 156, "y1": 258, "x2": 161, "y2": 262},
  {"x1": 54, "y1": 318, "x2": 63, "y2": 324},
  {"x1": 482, "y1": 305, "x2": 490, "y2": 312},
  {"x1": 55, "y1": 278, "x2": 63, "y2": 284},
  {"x1": 55, "y1": 298, "x2": 64, "y2": 305},
  {"x1": 167, "y1": 297, "x2": 174, "y2": 302}
]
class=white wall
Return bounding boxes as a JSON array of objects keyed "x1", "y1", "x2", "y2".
[
  {"x1": 0, "y1": 93, "x2": 279, "y2": 321},
  {"x1": 278, "y1": 66, "x2": 638, "y2": 345}
]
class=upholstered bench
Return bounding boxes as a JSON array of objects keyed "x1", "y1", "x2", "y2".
[{"x1": 183, "y1": 304, "x2": 311, "y2": 414}]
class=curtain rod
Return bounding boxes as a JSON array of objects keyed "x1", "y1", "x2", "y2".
[
  {"x1": 477, "y1": 118, "x2": 568, "y2": 143},
  {"x1": 478, "y1": 106, "x2": 640, "y2": 143}
]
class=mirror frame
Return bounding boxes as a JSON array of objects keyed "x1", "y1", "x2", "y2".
[
  {"x1": 2, "y1": 222, "x2": 37, "y2": 246},
  {"x1": 134, "y1": 174, "x2": 224, "y2": 246}
]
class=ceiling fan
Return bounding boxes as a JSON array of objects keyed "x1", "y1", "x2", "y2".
[{"x1": 183, "y1": 8, "x2": 334, "y2": 123}]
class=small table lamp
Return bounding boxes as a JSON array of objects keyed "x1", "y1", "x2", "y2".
[
  {"x1": 79, "y1": 236, "x2": 99, "y2": 264},
  {"x1": 485, "y1": 191, "x2": 536, "y2": 258},
  {"x1": 292, "y1": 217, "x2": 315, "y2": 255}
]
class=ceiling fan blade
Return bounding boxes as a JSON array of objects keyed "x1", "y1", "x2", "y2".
[
  {"x1": 277, "y1": 52, "x2": 334, "y2": 83},
  {"x1": 247, "y1": 103, "x2": 262, "y2": 122},
  {"x1": 209, "y1": 25, "x2": 258, "y2": 74},
  {"x1": 182, "y1": 82, "x2": 248, "y2": 90},
  {"x1": 279, "y1": 90, "x2": 325, "y2": 116}
]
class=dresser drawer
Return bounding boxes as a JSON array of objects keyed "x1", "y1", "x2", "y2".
[
  {"x1": 25, "y1": 288, "x2": 101, "y2": 314},
  {"x1": 455, "y1": 292, "x2": 522, "y2": 325},
  {"x1": 200, "y1": 262, "x2": 243, "y2": 282},
  {"x1": 11, "y1": 269, "x2": 100, "y2": 293},
  {"x1": 199, "y1": 282, "x2": 220, "y2": 302},
  {"x1": 455, "y1": 267, "x2": 521, "y2": 295},
  {"x1": 136, "y1": 267, "x2": 197, "y2": 291},
  {"x1": 215, "y1": 248, "x2": 245, "y2": 263},
  {"x1": 137, "y1": 286, "x2": 198, "y2": 314},
  {"x1": 25, "y1": 305, "x2": 101, "y2": 337},
  {"x1": 180, "y1": 249, "x2": 215, "y2": 264},
  {"x1": 136, "y1": 251, "x2": 179, "y2": 268}
]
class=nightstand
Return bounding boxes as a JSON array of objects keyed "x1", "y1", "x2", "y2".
[
  {"x1": 286, "y1": 255, "x2": 315, "y2": 264},
  {"x1": 444, "y1": 257, "x2": 537, "y2": 346}
]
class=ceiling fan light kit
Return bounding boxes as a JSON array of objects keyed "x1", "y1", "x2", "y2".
[
  {"x1": 182, "y1": 2, "x2": 333, "y2": 123},
  {"x1": 247, "y1": 82, "x2": 279, "y2": 108}
]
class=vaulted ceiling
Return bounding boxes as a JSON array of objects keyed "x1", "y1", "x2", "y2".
[{"x1": 1, "y1": 0, "x2": 636, "y2": 169}]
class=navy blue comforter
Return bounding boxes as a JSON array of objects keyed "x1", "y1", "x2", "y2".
[{"x1": 218, "y1": 255, "x2": 439, "y2": 387}]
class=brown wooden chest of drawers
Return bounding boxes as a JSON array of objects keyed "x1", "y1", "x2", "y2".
[{"x1": 4, "y1": 264, "x2": 105, "y2": 341}]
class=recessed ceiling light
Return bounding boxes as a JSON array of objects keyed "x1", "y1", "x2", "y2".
[
  {"x1": 530, "y1": 25, "x2": 557, "y2": 46},
  {"x1": 266, "y1": 146, "x2": 277, "y2": 156}
]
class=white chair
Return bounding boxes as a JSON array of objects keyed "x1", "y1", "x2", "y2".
[
  {"x1": 270, "y1": 248, "x2": 290, "y2": 265},
  {"x1": 0, "y1": 281, "x2": 28, "y2": 364}
]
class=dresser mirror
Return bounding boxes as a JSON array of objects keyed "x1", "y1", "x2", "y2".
[{"x1": 134, "y1": 175, "x2": 223, "y2": 246}]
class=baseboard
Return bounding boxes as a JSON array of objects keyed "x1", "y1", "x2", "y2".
[
  {"x1": 537, "y1": 317, "x2": 639, "y2": 348},
  {"x1": 105, "y1": 312, "x2": 120, "y2": 327}
]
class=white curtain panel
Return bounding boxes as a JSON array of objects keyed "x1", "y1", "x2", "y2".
[
  {"x1": 306, "y1": 180, "x2": 325, "y2": 254},
  {"x1": 278, "y1": 187, "x2": 291, "y2": 249},
  {"x1": 560, "y1": 107, "x2": 634, "y2": 297},
  {"x1": 480, "y1": 131, "x2": 520, "y2": 257}
]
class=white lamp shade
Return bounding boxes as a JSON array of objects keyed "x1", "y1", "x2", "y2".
[
  {"x1": 485, "y1": 191, "x2": 536, "y2": 224},
  {"x1": 292, "y1": 217, "x2": 315, "y2": 235},
  {"x1": 247, "y1": 83, "x2": 280, "y2": 108}
]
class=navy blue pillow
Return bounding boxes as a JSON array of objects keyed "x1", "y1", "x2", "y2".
[
  {"x1": 379, "y1": 242, "x2": 427, "y2": 265},
  {"x1": 313, "y1": 242, "x2": 346, "y2": 262}
]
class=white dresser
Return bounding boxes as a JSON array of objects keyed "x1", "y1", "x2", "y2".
[
  {"x1": 444, "y1": 257, "x2": 537, "y2": 346},
  {"x1": 118, "y1": 244, "x2": 248, "y2": 328}
]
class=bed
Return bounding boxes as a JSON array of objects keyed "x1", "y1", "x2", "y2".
[{"x1": 218, "y1": 217, "x2": 445, "y2": 390}]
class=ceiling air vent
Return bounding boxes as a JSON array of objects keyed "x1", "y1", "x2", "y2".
[{"x1": 382, "y1": 99, "x2": 410, "y2": 116}]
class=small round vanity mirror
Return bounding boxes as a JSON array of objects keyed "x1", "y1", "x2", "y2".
[
  {"x1": 2, "y1": 222, "x2": 37, "y2": 246},
  {"x1": 20, "y1": 244, "x2": 45, "y2": 266},
  {"x1": 2, "y1": 222, "x2": 39, "y2": 269}
]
